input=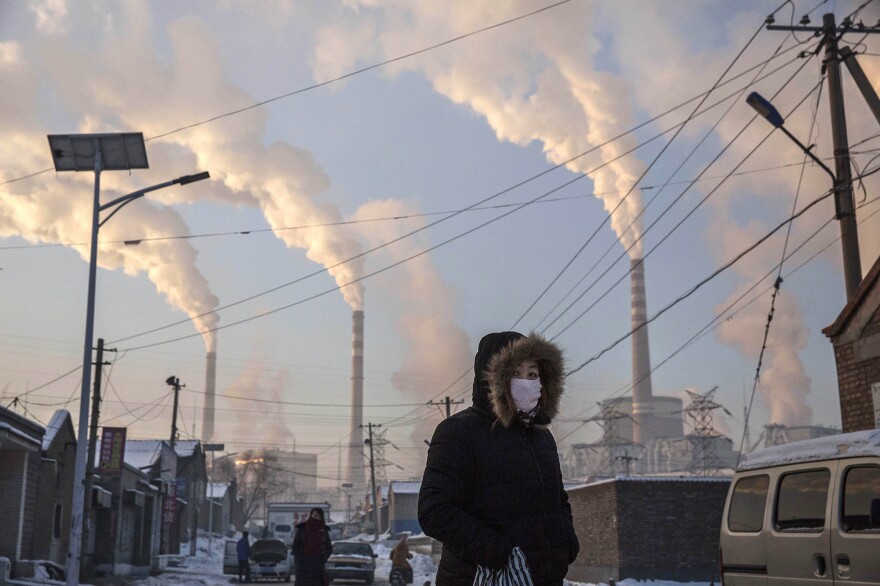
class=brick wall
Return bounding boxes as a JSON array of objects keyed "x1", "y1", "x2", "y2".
[
  {"x1": 832, "y1": 306, "x2": 880, "y2": 432},
  {"x1": 566, "y1": 477, "x2": 730, "y2": 583},
  {"x1": 0, "y1": 450, "x2": 40, "y2": 564}
]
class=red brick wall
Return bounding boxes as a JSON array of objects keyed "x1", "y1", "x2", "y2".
[{"x1": 832, "y1": 306, "x2": 880, "y2": 432}]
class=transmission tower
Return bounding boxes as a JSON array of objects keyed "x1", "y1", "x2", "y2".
[
  {"x1": 682, "y1": 386, "x2": 731, "y2": 476},
  {"x1": 584, "y1": 398, "x2": 637, "y2": 476}
]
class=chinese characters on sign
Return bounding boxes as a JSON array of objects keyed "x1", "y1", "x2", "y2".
[
  {"x1": 99, "y1": 427, "x2": 127, "y2": 474},
  {"x1": 163, "y1": 482, "x2": 177, "y2": 525}
]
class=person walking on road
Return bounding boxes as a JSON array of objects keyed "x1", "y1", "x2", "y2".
[
  {"x1": 418, "y1": 331, "x2": 580, "y2": 585},
  {"x1": 292, "y1": 507, "x2": 332, "y2": 586},
  {"x1": 390, "y1": 533, "x2": 414, "y2": 584},
  {"x1": 237, "y1": 531, "x2": 252, "y2": 583}
]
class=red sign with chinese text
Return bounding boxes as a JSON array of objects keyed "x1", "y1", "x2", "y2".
[{"x1": 99, "y1": 427, "x2": 127, "y2": 474}]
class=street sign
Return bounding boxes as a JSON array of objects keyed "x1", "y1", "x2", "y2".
[{"x1": 99, "y1": 427, "x2": 127, "y2": 475}]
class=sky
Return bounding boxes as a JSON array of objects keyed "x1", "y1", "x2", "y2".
[{"x1": 3, "y1": 0, "x2": 880, "y2": 486}]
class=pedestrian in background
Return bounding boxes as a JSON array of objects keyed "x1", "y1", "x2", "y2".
[
  {"x1": 418, "y1": 331, "x2": 579, "y2": 585},
  {"x1": 237, "y1": 531, "x2": 252, "y2": 583},
  {"x1": 390, "y1": 533, "x2": 414, "y2": 584},
  {"x1": 292, "y1": 507, "x2": 332, "y2": 586}
]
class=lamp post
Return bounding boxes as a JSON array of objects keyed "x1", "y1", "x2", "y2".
[
  {"x1": 746, "y1": 92, "x2": 862, "y2": 300},
  {"x1": 203, "y1": 445, "x2": 230, "y2": 555},
  {"x1": 48, "y1": 133, "x2": 209, "y2": 586}
]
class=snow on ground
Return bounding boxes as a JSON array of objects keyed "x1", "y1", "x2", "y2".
[{"x1": 114, "y1": 534, "x2": 710, "y2": 586}]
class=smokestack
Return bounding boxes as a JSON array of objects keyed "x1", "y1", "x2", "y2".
[
  {"x1": 346, "y1": 311, "x2": 366, "y2": 486},
  {"x1": 203, "y1": 351, "x2": 217, "y2": 441},
  {"x1": 630, "y1": 258, "x2": 654, "y2": 446}
]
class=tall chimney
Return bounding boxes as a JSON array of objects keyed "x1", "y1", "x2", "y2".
[
  {"x1": 346, "y1": 311, "x2": 366, "y2": 487},
  {"x1": 630, "y1": 258, "x2": 654, "y2": 446},
  {"x1": 202, "y1": 351, "x2": 217, "y2": 441}
]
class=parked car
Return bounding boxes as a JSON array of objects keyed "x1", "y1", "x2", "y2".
[
  {"x1": 223, "y1": 540, "x2": 239, "y2": 576},
  {"x1": 250, "y1": 538, "x2": 292, "y2": 582},
  {"x1": 324, "y1": 541, "x2": 377, "y2": 584},
  {"x1": 720, "y1": 429, "x2": 880, "y2": 585}
]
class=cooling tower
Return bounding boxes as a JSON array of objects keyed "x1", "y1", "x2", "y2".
[
  {"x1": 202, "y1": 351, "x2": 216, "y2": 441},
  {"x1": 346, "y1": 310, "x2": 366, "y2": 486},
  {"x1": 630, "y1": 258, "x2": 655, "y2": 446}
]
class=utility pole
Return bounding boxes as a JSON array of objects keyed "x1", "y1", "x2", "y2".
[
  {"x1": 81, "y1": 338, "x2": 114, "y2": 577},
  {"x1": 165, "y1": 376, "x2": 184, "y2": 449},
  {"x1": 764, "y1": 12, "x2": 880, "y2": 299},
  {"x1": 428, "y1": 396, "x2": 465, "y2": 418},
  {"x1": 361, "y1": 422, "x2": 381, "y2": 541}
]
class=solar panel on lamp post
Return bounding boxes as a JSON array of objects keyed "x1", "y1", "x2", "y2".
[{"x1": 47, "y1": 133, "x2": 209, "y2": 586}]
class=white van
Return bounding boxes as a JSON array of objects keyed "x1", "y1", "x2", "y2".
[{"x1": 720, "y1": 430, "x2": 880, "y2": 584}]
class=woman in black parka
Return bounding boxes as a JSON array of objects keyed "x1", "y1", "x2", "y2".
[{"x1": 418, "y1": 331, "x2": 579, "y2": 585}]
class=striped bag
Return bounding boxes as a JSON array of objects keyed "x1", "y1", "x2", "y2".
[{"x1": 472, "y1": 547, "x2": 534, "y2": 586}]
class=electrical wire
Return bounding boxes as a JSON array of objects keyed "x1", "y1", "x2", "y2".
[
  {"x1": 0, "y1": 1, "x2": 577, "y2": 188},
  {"x1": 737, "y1": 74, "x2": 826, "y2": 465}
]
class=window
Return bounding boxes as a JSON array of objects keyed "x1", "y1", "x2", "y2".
[
  {"x1": 53, "y1": 503, "x2": 63, "y2": 539},
  {"x1": 842, "y1": 465, "x2": 880, "y2": 532},
  {"x1": 728, "y1": 475, "x2": 769, "y2": 532},
  {"x1": 775, "y1": 469, "x2": 830, "y2": 532}
]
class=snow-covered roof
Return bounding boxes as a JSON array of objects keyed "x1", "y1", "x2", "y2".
[
  {"x1": 738, "y1": 429, "x2": 880, "y2": 471},
  {"x1": 0, "y1": 421, "x2": 42, "y2": 448},
  {"x1": 207, "y1": 483, "x2": 228, "y2": 499},
  {"x1": 42, "y1": 410, "x2": 72, "y2": 451},
  {"x1": 174, "y1": 440, "x2": 199, "y2": 458},
  {"x1": 389, "y1": 481, "x2": 420, "y2": 494},
  {"x1": 94, "y1": 439, "x2": 173, "y2": 471},
  {"x1": 581, "y1": 475, "x2": 731, "y2": 488}
]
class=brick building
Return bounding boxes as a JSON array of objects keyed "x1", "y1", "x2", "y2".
[
  {"x1": 0, "y1": 406, "x2": 43, "y2": 570},
  {"x1": 566, "y1": 476, "x2": 730, "y2": 583},
  {"x1": 824, "y1": 255, "x2": 880, "y2": 432},
  {"x1": 387, "y1": 481, "x2": 421, "y2": 536},
  {"x1": 33, "y1": 410, "x2": 76, "y2": 566}
]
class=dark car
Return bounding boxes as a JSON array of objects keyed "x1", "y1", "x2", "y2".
[
  {"x1": 324, "y1": 541, "x2": 377, "y2": 584},
  {"x1": 251, "y1": 538, "x2": 292, "y2": 582}
]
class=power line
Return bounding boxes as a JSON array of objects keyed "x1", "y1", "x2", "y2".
[{"x1": 0, "y1": 1, "x2": 576, "y2": 188}]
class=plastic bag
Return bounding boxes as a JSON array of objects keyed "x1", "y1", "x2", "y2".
[{"x1": 472, "y1": 547, "x2": 534, "y2": 586}]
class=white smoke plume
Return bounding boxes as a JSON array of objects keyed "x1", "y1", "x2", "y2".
[
  {"x1": 351, "y1": 199, "x2": 472, "y2": 444},
  {"x1": 313, "y1": 1, "x2": 647, "y2": 258},
  {"x1": 713, "y1": 218, "x2": 813, "y2": 426},
  {"x1": 2, "y1": 2, "x2": 366, "y2": 357},
  {"x1": 226, "y1": 359, "x2": 293, "y2": 447}
]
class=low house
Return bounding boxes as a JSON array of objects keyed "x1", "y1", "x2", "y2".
[
  {"x1": 91, "y1": 460, "x2": 161, "y2": 576},
  {"x1": 0, "y1": 405, "x2": 44, "y2": 571},
  {"x1": 823, "y1": 254, "x2": 880, "y2": 432},
  {"x1": 101, "y1": 440, "x2": 178, "y2": 555},
  {"x1": 33, "y1": 410, "x2": 76, "y2": 567},
  {"x1": 173, "y1": 440, "x2": 207, "y2": 553},
  {"x1": 203, "y1": 480, "x2": 244, "y2": 535},
  {"x1": 387, "y1": 481, "x2": 421, "y2": 536},
  {"x1": 566, "y1": 476, "x2": 730, "y2": 584}
]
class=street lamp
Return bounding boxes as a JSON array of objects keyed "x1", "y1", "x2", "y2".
[
  {"x1": 48, "y1": 133, "x2": 210, "y2": 586},
  {"x1": 204, "y1": 445, "x2": 234, "y2": 554},
  {"x1": 746, "y1": 92, "x2": 862, "y2": 299}
]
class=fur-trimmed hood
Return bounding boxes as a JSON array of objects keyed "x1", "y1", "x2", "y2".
[{"x1": 472, "y1": 331, "x2": 565, "y2": 428}]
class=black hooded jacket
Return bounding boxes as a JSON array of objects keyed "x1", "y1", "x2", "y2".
[{"x1": 418, "y1": 332, "x2": 579, "y2": 585}]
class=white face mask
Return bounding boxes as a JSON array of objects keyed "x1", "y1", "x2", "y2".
[{"x1": 510, "y1": 377, "x2": 542, "y2": 412}]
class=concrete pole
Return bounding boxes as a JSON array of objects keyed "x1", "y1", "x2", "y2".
[
  {"x1": 824, "y1": 13, "x2": 863, "y2": 299},
  {"x1": 66, "y1": 142, "x2": 102, "y2": 586}
]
